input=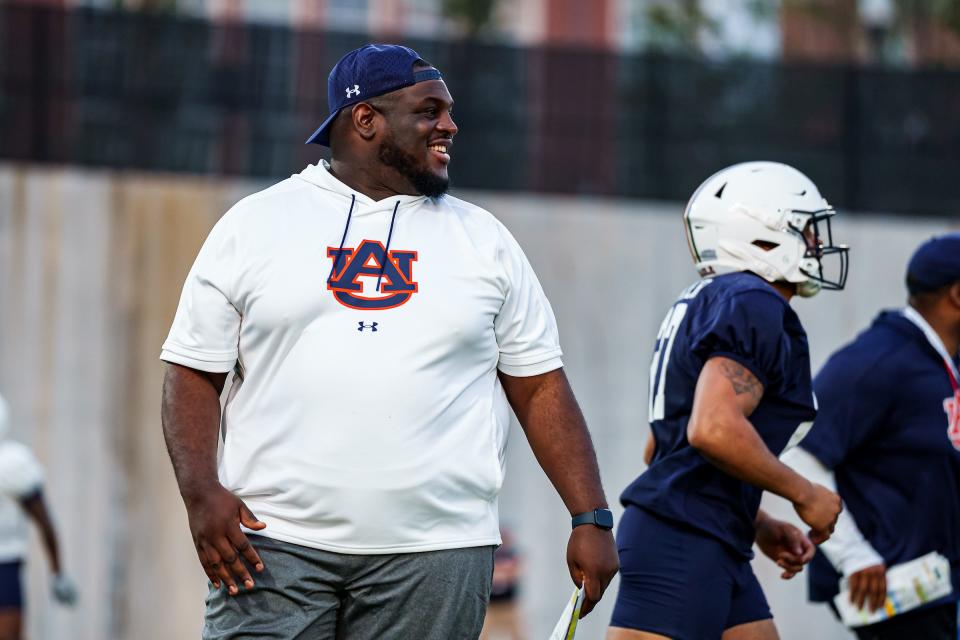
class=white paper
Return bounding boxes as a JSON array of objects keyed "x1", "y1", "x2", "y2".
[
  {"x1": 548, "y1": 587, "x2": 584, "y2": 640},
  {"x1": 833, "y1": 551, "x2": 953, "y2": 628}
]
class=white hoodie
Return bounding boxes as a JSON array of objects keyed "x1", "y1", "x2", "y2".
[
  {"x1": 161, "y1": 162, "x2": 563, "y2": 553},
  {"x1": 0, "y1": 393, "x2": 45, "y2": 562}
]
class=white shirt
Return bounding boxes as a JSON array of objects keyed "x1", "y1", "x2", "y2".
[
  {"x1": 161, "y1": 162, "x2": 563, "y2": 554},
  {"x1": 0, "y1": 395, "x2": 45, "y2": 562}
]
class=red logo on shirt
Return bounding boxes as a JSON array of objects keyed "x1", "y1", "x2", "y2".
[
  {"x1": 327, "y1": 240, "x2": 418, "y2": 310},
  {"x1": 947, "y1": 393, "x2": 960, "y2": 450}
]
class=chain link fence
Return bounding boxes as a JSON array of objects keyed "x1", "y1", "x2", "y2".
[{"x1": 2, "y1": 4, "x2": 958, "y2": 215}]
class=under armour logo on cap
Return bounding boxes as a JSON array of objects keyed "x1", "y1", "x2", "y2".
[{"x1": 306, "y1": 44, "x2": 443, "y2": 147}]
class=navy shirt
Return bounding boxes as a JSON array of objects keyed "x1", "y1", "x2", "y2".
[
  {"x1": 621, "y1": 272, "x2": 817, "y2": 559},
  {"x1": 802, "y1": 310, "x2": 960, "y2": 603}
]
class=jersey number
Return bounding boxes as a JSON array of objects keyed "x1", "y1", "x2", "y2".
[{"x1": 648, "y1": 279, "x2": 712, "y2": 422}]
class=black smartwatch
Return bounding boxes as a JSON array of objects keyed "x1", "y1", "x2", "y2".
[{"x1": 571, "y1": 508, "x2": 614, "y2": 530}]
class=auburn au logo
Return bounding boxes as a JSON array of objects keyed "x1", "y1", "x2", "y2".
[
  {"x1": 327, "y1": 240, "x2": 418, "y2": 310},
  {"x1": 946, "y1": 391, "x2": 960, "y2": 450}
]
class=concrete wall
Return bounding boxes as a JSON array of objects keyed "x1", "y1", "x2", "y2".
[{"x1": 0, "y1": 163, "x2": 955, "y2": 639}]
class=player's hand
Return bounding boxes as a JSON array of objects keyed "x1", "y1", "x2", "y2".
[
  {"x1": 848, "y1": 564, "x2": 887, "y2": 612},
  {"x1": 792, "y1": 482, "x2": 841, "y2": 544},
  {"x1": 184, "y1": 485, "x2": 266, "y2": 595},
  {"x1": 754, "y1": 517, "x2": 815, "y2": 579},
  {"x1": 566, "y1": 524, "x2": 619, "y2": 618},
  {"x1": 51, "y1": 573, "x2": 78, "y2": 606}
]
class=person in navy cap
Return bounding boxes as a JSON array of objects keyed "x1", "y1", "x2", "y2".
[
  {"x1": 160, "y1": 44, "x2": 618, "y2": 639},
  {"x1": 785, "y1": 232, "x2": 960, "y2": 639}
]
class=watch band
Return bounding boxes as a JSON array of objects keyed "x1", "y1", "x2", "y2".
[{"x1": 571, "y1": 508, "x2": 614, "y2": 530}]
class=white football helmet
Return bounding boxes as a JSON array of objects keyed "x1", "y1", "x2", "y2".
[{"x1": 683, "y1": 161, "x2": 849, "y2": 297}]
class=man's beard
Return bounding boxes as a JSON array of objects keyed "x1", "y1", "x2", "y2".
[{"x1": 378, "y1": 134, "x2": 450, "y2": 198}]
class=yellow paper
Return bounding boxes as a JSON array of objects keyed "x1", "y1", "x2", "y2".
[{"x1": 548, "y1": 587, "x2": 585, "y2": 640}]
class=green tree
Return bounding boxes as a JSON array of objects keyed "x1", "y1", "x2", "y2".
[
  {"x1": 894, "y1": 0, "x2": 960, "y2": 35},
  {"x1": 441, "y1": 0, "x2": 499, "y2": 37},
  {"x1": 113, "y1": 0, "x2": 179, "y2": 12},
  {"x1": 644, "y1": 0, "x2": 718, "y2": 53}
]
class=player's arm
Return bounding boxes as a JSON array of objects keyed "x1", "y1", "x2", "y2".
[
  {"x1": 643, "y1": 432, "x2": 655, "y2": 465},
  {"x1": 20, "y1": 490, "x2": 61, "y2": 574},
  {"x1": 498, "y1": 368, "x2": 619, "y2": 618},
  {"x1": 687, "y1": 356, "x2": 841, "y2": 543},
  {"x1": 20, "y1": 490, "x2": 77, "y2": 604},
  {"x1": 161, "y1": 363, "x2": 266, "y2": 595}
]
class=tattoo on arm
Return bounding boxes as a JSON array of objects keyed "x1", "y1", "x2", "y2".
[{"x1": 719, "y1": 359, "x2": 763, "y2": 404}]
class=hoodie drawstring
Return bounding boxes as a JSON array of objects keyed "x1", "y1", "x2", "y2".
[
  {"x1": 377, "y1": 200, "x2": 401, "y2": 292},
  {"x1": 327, "y1": 193, "x2": 356, "y2": 285}
]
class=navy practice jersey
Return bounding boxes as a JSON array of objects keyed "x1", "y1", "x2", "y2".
[
  {"x1": 621, "y1": 272, "x2": 818, "y2": 559},
  {"x1": 802, "y1": 310, "x2": 960, "y2": 603}
]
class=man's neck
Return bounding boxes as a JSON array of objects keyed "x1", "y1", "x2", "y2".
[
  {"x1": 912, "y1": 304, "x2": 960, "y2": 358},
  {"x1": 328, "y1": 159, "x2": 416, "y2": 201},
  {"x1": 770, "y1": 280, "x2": 796, "y2": 302}
]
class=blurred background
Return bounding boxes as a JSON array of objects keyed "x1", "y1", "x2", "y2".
[{"x1": 0, "y1": 0, "x2": 957, "y2": 638}]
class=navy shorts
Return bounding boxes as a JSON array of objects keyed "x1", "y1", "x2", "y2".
[
  {"x1": 0, "y1": 561, "x2": 23, "y2": 609},
  {"x1": 610, "y1": 506, "x2": 771, "y2": 639}
]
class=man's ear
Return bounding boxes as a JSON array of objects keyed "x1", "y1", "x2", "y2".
[
  {"x1": 351, "y1": 103, "x2": 380, "y2": 141},
  {"x1": 949, "y1": 281, "x2": 960, "y2": 310}
]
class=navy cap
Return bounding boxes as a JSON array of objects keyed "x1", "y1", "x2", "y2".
[
  {"x1": 306, "y1": 44, "x2": 442, "y2": 147},
  {"x1": 906, "y1": 232, "x2": 960, "y2": 293}
]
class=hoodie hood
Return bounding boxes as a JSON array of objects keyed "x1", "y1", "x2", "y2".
[
  {"x1": 875, "y1": 309, "x2": 960, "y2": 368},
  {"x1": 875, "y1": 309, "x2": 929, "y2": 345},
  {"x1": 296, "y1": 161, "x2": 431, "y2": 213},
  {"x1": 296, "y1": 161, "x2": 431, "y2": 294}
]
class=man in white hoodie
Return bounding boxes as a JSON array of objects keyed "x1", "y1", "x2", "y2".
[
  {"x1": 0, "y1": 394, "x2": 76, "y2": 640},
  {"x1": 160, "y1": 44, "x2": 618, "y2": 639}
]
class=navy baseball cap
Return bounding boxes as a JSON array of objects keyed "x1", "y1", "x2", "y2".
[
  {"x1": 906, "y1": 232, "x2": 960, "y2": 293},
  {"x1": 306, "y1": 44, "x2": 442, "y2": 147}
]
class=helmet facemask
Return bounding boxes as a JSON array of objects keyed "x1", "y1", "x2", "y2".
[{"x1": 786, "y1": 209, "x2": 850, "y2": 297}]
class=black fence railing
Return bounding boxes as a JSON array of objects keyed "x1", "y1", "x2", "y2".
[{"x1": 2, "y1": 4, "x2": 959, "y2": 216}]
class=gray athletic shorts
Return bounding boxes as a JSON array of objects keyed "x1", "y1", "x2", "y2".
[{"x1": 202, "y1": 534, "x2": 495, "y2": 640}]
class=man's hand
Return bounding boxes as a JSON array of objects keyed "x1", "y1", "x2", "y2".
[
  {"x1": 566, "y1": 525, "x2": 619, "y2": 618},
  {"x1": 163, "y1": 365, "x2": 264, "y2": 595},
  {"x1": 848, "y1": 564, "x2": 887, "y2": 612},
  {"x1": 792, "y1": 482, "x2": 842, "y2": 544},
  {"x1": 185, "y1": 485, "x2": 266, "y2": 595},
  {"x1": 755, "y1": 516, "x2": 814, "y2": 579}
]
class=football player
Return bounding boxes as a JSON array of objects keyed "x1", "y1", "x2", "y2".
[
  {"x1": 608, "y1": 162, "x2": 849, "y2": 640},
  {"x1": 0, "y1": 393, "x2": 77, "y2": 640}
]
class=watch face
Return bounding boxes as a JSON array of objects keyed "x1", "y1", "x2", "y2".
[{"x1": 596, "y1": 509, "x2": 614, "y2": 529}]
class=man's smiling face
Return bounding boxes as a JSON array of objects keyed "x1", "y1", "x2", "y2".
[{"x1": 374, "y1": 74, "x2": 458, "y2": 198}]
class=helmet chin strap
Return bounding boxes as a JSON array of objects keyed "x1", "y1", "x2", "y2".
[
  {"x1": 796, "y1": 279, "x2": 821, "y2": 298},
  {"x1": 720, "y1": 241, "x2": 820, "y2": 297}
]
